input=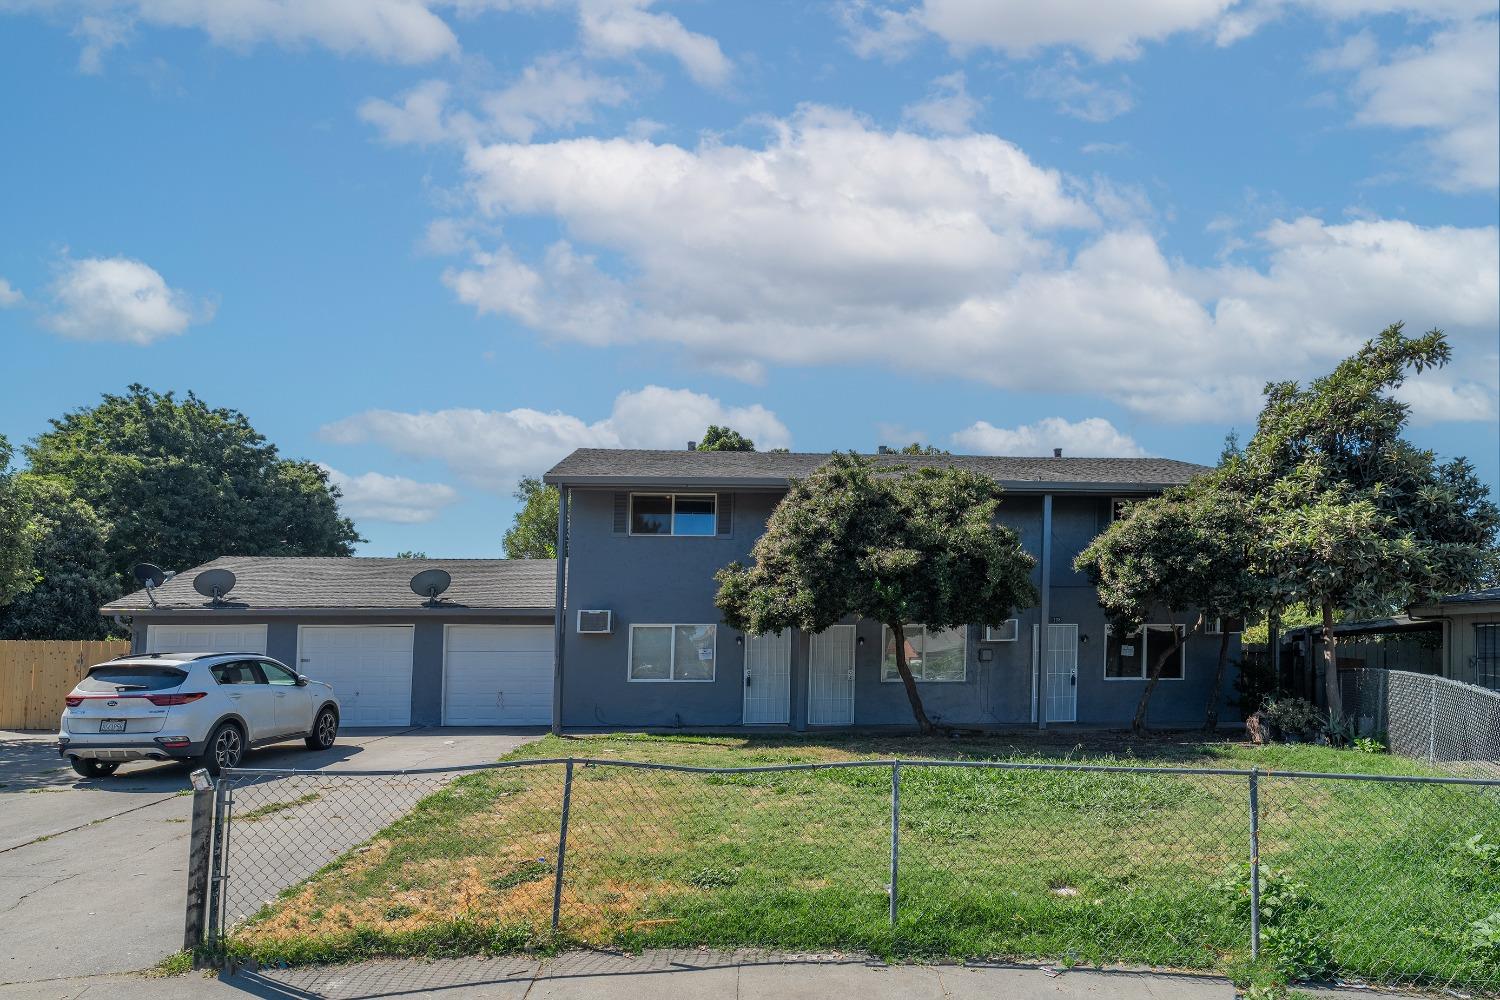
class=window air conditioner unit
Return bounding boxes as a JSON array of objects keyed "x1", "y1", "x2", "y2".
[
  {"x1": 577, "y1": 610, "x2": 613, "y2": 635},
  {"x1": 985, "y1": 619, "x2": 1019, "y2": 642}
]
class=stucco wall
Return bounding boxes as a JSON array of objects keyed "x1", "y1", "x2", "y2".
[
  {"x1": 560, "y1": 487, "x2": 1240, "y2": 730},
  {"x1": 128, "y1": 611, "x2": 550, "y2": 727}
]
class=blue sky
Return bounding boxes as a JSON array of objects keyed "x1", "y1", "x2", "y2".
[{"x1": 1, "y1": 0, "x2": 1496, "y2": 559}]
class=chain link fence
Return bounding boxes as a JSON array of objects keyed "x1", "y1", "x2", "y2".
[
  {"x1": 194, "y1": 757, "x2": 1500, "y2": 995},
  {"x1": 1343, "y1": 667, "x2": 1500, "y2": 776}
]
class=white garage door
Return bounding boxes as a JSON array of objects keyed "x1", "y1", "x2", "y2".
[
  {"x1": 298, "y1": 626, "x2": 414, "y2": 728},
  {"x1": 147, "y1": 624, "x2": 268, "y2": 655},
  {"x1": 443, "y1": 625, "x2": 554, "y2": 726}
]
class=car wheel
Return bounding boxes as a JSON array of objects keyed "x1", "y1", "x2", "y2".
[
  {"x1": 202, "y1": 722, "x2": 245, "y2": 776},
  {"x1": 69, "y1": 757, "x2": 119, "y2": 778},
  {"x1": 305, "y1": 707, "x2": 338, "y2": 750}
]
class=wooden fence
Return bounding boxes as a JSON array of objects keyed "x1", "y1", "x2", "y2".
[{"x1": 0, "y1": 640, "x2": 132, "y2": 730}]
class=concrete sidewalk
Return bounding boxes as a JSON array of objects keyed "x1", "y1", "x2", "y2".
[{"x1": 0, "y1": 950, "x2": 1250, "y2": 1000}]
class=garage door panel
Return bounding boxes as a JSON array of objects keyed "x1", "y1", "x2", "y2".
[
  {"x1": 443, "y1": 626, "x2": 553, "y2": 726},
  {"x1": 147, "y1": 624, "x2": 268, "y2": 655},
  {"x1": 300, "y1": 626, "x2": 413, "y2": 728}
]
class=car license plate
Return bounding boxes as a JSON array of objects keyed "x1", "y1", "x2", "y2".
[{"x1": 100, "y1": 719, "x2": 126, "y2": 733}]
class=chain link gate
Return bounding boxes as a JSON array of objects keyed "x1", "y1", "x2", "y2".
[{"x1": 185, "y1": 758, "x2": 1500, "y2": 995}]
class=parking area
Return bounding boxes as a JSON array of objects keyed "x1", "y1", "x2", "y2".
[{"x1": 0, "y1": 727, "x2": 542, "y2": 986}]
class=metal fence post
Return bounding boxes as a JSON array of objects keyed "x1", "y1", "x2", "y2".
[
  {"x1": 552, "y1": 759, "x2": 574, "y2": 931},
  {"x1": 183, "y1": 769, "x2": 215, "y2": 955},
  {"x1": 1429, "y1": 676, "x2": 1437, "y2": 762},
  {"x1": 889, "y1": 761, "x2": 901, "y2": 927},
  {"x1": 205, "y1": 772, "x2": 229, "y2": 943},
  {"x1": 1248, "y1": 767, "x2": 1261, "y2": 961}
]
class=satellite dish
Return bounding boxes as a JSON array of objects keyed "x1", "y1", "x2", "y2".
[
  {"x1": 133, "y1": 562, "x2": 166, "y2": 589},
  {"x1": 410, "y1": 569, "x2": 452, "y2": 606},
  {"x1": 193, "y1": 568, "x2": 237, "y2": 604},
  {"x1": 132, "y1": 562, "x2": 166, "y2": 608}
]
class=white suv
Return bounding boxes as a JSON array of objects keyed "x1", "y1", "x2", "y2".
[{"x1": 58, "y1": 652, "x2": 341, "y2": 778}]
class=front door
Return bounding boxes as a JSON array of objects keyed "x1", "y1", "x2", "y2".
[
  {"x1": 1044, "y1": 624, "x2": 1079, "y2": 723},
  {"x1": 743, "y1": 632, "x2": 792, "y2": 724},
  {"x1": 808, "y1": 625, "x2": 855, "y2": 726}
]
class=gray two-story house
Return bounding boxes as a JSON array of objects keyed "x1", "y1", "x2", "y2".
[{"x1": 545, "y1": 448, "x2": 1239, "y2": 733}]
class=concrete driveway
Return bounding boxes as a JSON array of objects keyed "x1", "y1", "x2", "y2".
[{"x1": 0, "y1": 727, "x2": 542, "y2": 987}]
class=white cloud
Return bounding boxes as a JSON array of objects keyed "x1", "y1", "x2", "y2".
[
  {"x1": 13, "y1": 0, "x2": 460, "y2": 67},
  {"x1": 844, "y1": 0, "x2": 1235, "y2": 61},
  {"x1": 1394, "y1": 368, "x2": 1499, "y2": 424},
  {"x1": 321, "y1": 386, "x2": 791, "y2": 492},
  {"x1": 901, "y1": 71, "x2": 981, "y2": 134},
  {"x1": 482, "y1": 54, "x2": 630, "y2": 140},
  {"x1": 842, "y1": 0, "x2": 1496, "y2": 63},
  {"x1": 321, "y1": 466, "x2": 460, "y2": 524},
  {"x1": 360, "y1": 57, "x2": 630, "y2": 147},
  {"x1": 359, "y1": 79, "x2": 459, "y2": 145},
  {"x1": 952, "y1": 417, "x2": 1147, "y2": 456},
  {"x1": 42, "y1": 256, "x2": 212, "y2": 344},
  {"x1": 1331, "y1": 20, "x2": 1499, "y2": 192},
  {"x1": 0, "y1": 277, "x2": 22, "y2": 307},
  {"x1": 1026, "y1": 60, "x2": 1135, "y2": 122},
  {"x1": 576, "y1": 0, "x2": 730, "y2": 86},
  {"x1": 441, "y1": 107, "x2": 1497, "y2": 422}
]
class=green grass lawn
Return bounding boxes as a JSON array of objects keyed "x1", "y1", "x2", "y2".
[{"x1": 228, "y1": 733, "x2": 1499, "y2": 993}]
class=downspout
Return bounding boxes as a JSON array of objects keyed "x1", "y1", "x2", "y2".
[
  {"x1": 551, "y1": 485, "x2": 569, "y2": 736},
  {"x1": 1037, "y1": 493, "x2": 1052, "y2": 730}
]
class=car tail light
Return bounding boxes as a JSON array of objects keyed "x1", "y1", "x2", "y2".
[
  {"x1": 65, "y1": 697, "x2": 83, "y2": 708},
  {"x1": 155, "y1": 736, "x2": 192, "y2": 748},
  {"x1": 145, "y1": 692, "x2": 208, "y2": 707}
]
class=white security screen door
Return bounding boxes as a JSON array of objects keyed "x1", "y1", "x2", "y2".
[
  {"x1": 743, "y1": 631, "x2": 792, "y2": 725},
  {"x1": 147, "y1": 624, "x2": 268, "y2": 655},
  {"x1": 808, "y1": 625, "x2": 855, "y2": 726},
  {"x1": 1044, "y1": 624, "x2": 1079, "y2": 723}
]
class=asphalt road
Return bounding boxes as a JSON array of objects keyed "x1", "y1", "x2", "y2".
[{"x1": 0, "y1": 727, "x2": 542, "y2": 986}]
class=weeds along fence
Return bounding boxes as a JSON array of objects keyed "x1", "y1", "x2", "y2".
[
  {"x1": 185, "y1": 758, "x2": 1500, "y2": 994},
  {"x1": 1343, "y1": 667, "x2": 1500, "y2": 776}
]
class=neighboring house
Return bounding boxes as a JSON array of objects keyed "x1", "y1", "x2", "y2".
[
  {"x1": 1410, "y1": 588, "x2": 1500, "y2": 691},
  {"x1": 100, "y1": 557, "x2": 555, "y2": 728},
  {"x1": 544, "y1": 448, "x2": 1239, "y2": 733}
]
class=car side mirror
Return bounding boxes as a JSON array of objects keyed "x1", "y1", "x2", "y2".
[{"x1": 296, "y1": 675, "x2": 309, "y2": 686}]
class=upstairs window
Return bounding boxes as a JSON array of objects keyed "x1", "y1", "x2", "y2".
[{"x1": 630, "y1": 494, "x2": 717, "y2": 536}]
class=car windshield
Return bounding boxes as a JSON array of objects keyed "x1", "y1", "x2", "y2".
[{"x1": 78, "y1": 666, "x2": 187, "y2": 693}]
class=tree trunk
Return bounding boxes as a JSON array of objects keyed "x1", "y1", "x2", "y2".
[
  {"x1": 889, "y1": 622, "x2": 934, "y2": 735},
  {"x1": 1322, "y1": 601, "x2": 1342, "y2": 721},
  {"x1": 1204, "y1": 626, "x2": 1231, "y2": 732},
  {"x1": 1132, "y1": 615, "x2": 1193, "y2": 736}
]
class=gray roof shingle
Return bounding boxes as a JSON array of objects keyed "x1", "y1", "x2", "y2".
[
  {"x1": 102, "y1": 556, "x2": 556, "y2": 613},
  {"x1": 544, "y1": 448, "x2": 1209, "y2": 491}
]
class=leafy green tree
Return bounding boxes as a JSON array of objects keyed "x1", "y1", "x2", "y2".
[
  {"x1": 1243, "y1": 324, "x2": 1499, "y2": 719},
  {"x1": 1076, "y1": 479, "x2": 1261, "y2": 734},
  {"x1": 0, "y1": 475, "x2": 119, "y2": 639},
  {"x1": 716, "y1": 453, "x2": 1037, "y2": 733},
  {"x1": 898, "y1": 443, "x2": 949, "y2": 455},
  {"x1": 26, "y1": 384, "x2": 361, "y2": 575},
  {"x1": 0, "y1": 435, "x2": 38, "y2": 605},
  {"x1": 503, "y1": 476, "x2": 558, "y2": 559},
  {"x1": 697, "y1": 425, "x2": 756, "y2": 451},
  {"x1": 395, "y1": 550, "x2": 428, "y2": 559}
]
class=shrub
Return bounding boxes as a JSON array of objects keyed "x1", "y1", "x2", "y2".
[{"x1": 1259, "y1": 698, "x2": 1324, "y2": 742}]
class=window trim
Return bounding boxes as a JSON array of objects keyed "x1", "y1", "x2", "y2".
[
  {"x1": 627, "y1": 623, "x2": 718, "y2": 682},
  {"x1": 984, "y1": 619, "x2": 1019, "y2": 643},
  {"x1": 1102, "y1": 624, "x2": 1187, "y2": 682},
  {"x1": 880, "y1": 624, "x2": 969, "y2": 684},
  {"x1": 627, "y1": 492, "x2": 719, "y2": 537}
]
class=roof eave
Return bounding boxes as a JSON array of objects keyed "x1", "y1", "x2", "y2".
[
  {"x1": 99, "y1": 605, "x2": 555, "y2": 617},
  {"x1": 544, "y1": 474, "x2": 1182, "y2": 494}
]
